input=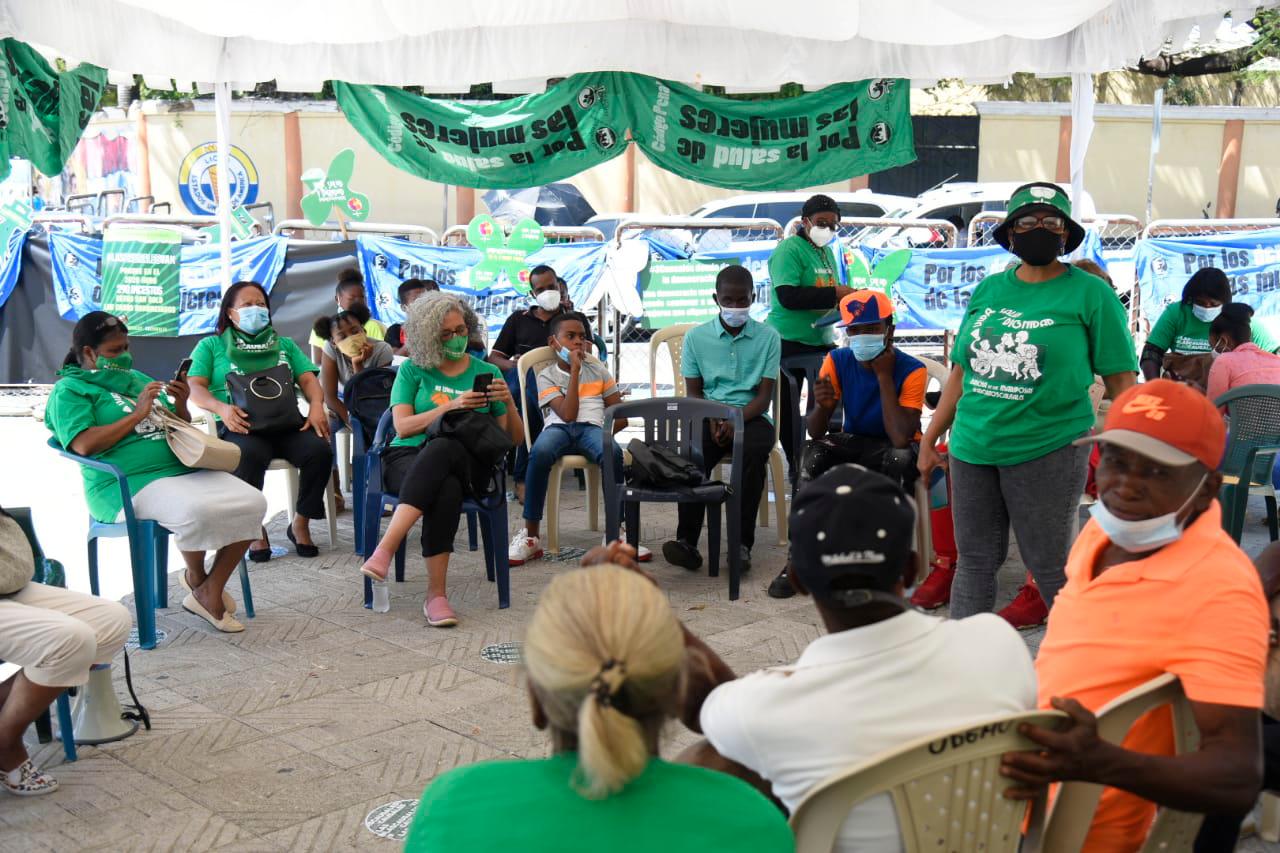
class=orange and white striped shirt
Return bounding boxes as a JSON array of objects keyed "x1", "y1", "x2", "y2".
[{"x1": 536, "y1": 359, "x2": 618, "y2": 427}]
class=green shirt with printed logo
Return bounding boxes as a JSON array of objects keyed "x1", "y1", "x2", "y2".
[
  {"x1": 188, "y1": 330, "x2": 318, "y2": 412},
  {"x1": 1147, "y1": 301, "x2": 1278, "y2": 354},
  {"x1": 767, "y1": 234, "x2": 839, "y2": 347},
  {"x1": 388, "y1": 356, "x2": 506, "y2": 448},
  {"x1": 948, "y1": 265, "x2": 1138, "y2": 466}
]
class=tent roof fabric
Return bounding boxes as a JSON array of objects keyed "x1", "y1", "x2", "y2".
[{"x1": 0, "y1": 0, "x2": 1268, "y2": 89}]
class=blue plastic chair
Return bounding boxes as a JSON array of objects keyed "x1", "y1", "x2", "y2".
[
  {"x1": 48, "y1": 439, "x2": 255, "y2": 649},
  {"x1": 342, "y1": 366, "x2": 397, "y2": 552},
  {"x1": 1214, "y1": 384, "x2": 1280, "y2": 543},
  {"x1": 5, "y1": 507, "x2": 77, "y2": 762},
  {"x1": 359, "y1": 409, "x2": 508, "y2": 609}
]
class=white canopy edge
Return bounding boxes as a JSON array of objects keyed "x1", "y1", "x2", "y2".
[{"x1": 2, "y1": 0, "x2": 1272, "y2": 88}]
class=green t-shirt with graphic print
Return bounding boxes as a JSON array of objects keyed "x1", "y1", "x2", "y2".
[
  {"x1": 188, "y1": 329, "x2": 318, "y2": 412},
  {"x1": 388, "y1": 356, "x2": 506, "y2": 448},
  {"x1": 948, "y1": 265, "x2": 1138, "y2": 467},
  {"x1": 767, "y1": 234, "x2": 839, "y2": 347},
  {"x1": 1146, "y1": 301, "x2": 1279, "y2": 354}
]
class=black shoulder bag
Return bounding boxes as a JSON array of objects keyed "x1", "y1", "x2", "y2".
[
  {"x1": 226, "y1": 365, "x2": 305, "y2": 434},
  {"x1": 428, "y1": 409, "x2": 515, "y2": 498}
]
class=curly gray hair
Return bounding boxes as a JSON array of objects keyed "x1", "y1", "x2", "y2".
[{"x1": 403, "y1": 292, "x2": 484, "y2": 369}]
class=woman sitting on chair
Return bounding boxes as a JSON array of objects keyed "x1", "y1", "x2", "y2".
[
  {"x1": 186, "y1": 281, "x2": 333, "y2": 561},
  {"x1": 359, "y1": 293, "x2": 522, "y2": 628},
  {"x1": 44, "y1": 312, "x2": 268, "y2": 633}
]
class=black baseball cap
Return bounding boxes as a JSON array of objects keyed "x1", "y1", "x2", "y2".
[
  {"x1": 789, "y1": 465, "x2": 916, "y2": 607},
  {"x1": 801, "y1": 194, "x2": 840, "y2": 219}
]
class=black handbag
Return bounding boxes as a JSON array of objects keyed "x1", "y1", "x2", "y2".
[
  {"x1": 428, "y1": 409, "x2": 515, "y2": 497},
  {"x1": 226, "y1": 364, "x2": 305, "y2": 434},
  {"x1": 626, "y1": 439, "x2": 704, "y2": 488}
]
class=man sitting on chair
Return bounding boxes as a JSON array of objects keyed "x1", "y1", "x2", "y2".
[
  {"x1": 682, "y1": 465, "x2": 1035, "y2": 852},
  {"x1": 768, "y1": 290, "x2": 925, "y2": 598},
  {"x1": 1002, "y1": 380, "x2": 1268, "y2": 851},
  {"x1": 661, "y1": 265, "x2": 779, "y2": 574}
]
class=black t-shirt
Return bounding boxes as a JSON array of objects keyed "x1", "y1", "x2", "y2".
[{"x1": 491, "y1": 308, "x2": 591, "y2": 359}]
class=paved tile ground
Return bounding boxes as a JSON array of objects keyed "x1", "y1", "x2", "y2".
[{"x1": 1, "y1": 415, "x2": 1277, "y2": 850}]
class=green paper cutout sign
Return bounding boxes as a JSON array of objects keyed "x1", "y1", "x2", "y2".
[
  {"x1": 201, "y1": 205, "x2": 258, "y2": 243},
  {"x1": 465, "y1": 215, "x2": 545, "y2": 292},
  {"x1": 0, "y1": 198, "x2": 33, "y2": 238},
  {"x1": 845, "y1": 248, "x2": 912, "y2": 304},
  {"x1": 300, "y1": 148, "x2": 371, "y2": 227}
]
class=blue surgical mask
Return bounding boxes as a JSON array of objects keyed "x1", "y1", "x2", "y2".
[
  {"x1": 849, "y1": 333, "x2": 887, "y2": 362},
  {"x1": 235, "y1": 305, "x2": 271, "y2": 335},
  {"x1": 1088, "y1": 472, "x2": 1207, "y2": 553},
  {"x1": 719, "y1": 307, "x2": 751, "y2": 328},
  {"x1": 557, "y1": 345, "x2": 575, "y2": 364},
  {"x1": 1192, "y1": 304, "x2": 1222, "y2": 323}
]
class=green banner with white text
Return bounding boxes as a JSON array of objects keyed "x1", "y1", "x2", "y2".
[
  {"x1": 335, "y1": 73, "x2": 913, "y2": 191},
  {"x1": 101, "y1": 226, "x2": 182, "y2": 337}
]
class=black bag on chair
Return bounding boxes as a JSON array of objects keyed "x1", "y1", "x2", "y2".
[
  {"x1": 226, "y1": 365, "x2": 305, "y2": 434},
  {"x1": 626, "y1": 439, "x2": 705, "y2": 489},
  {"x1": 428, "y1": 409, "x2": 515, "y2": 498}
]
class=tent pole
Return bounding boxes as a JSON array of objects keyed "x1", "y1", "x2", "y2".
[
  {"x1": 1068, "y1": 72, "x2": 1095, "y2": 227},
  {"x1": 214, "y1": 82, "x2": 233, "y2": 292}
]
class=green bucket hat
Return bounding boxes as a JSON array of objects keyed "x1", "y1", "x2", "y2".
[{"x1": 992, "y1": 182, "x2": 1085, "y2": 254}]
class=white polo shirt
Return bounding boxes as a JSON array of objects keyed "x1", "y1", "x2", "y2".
[{"x1": 699, "y1": 610, "x2": 1036, "y2": 853}]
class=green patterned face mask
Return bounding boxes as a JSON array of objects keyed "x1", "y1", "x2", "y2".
[
  {"x1": 96, "y1": 351, "x2": 133, "y2": 371},
  {"x1": 443, "y1": 334, "x2": 468, "y2": 361}
]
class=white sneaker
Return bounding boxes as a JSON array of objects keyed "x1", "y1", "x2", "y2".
[
  {"x1": 509, "y1": 533, "x2": 544, "y2": 566},
  {"x1": 605, "y1": 527, "x2": 654, "y2": 563}
]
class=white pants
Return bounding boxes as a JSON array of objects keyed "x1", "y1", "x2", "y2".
[{"x1": 0, "y1": 583, "x2": 131, "y2": 687}]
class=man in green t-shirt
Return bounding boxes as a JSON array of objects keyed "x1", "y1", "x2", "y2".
[{"x1": 767, "y1": 194, "x2": 853, "y2": 470}]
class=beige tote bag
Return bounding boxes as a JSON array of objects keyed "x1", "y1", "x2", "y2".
[{"x1": 152, "y1": 407, "x2": 241, "y2": 472}]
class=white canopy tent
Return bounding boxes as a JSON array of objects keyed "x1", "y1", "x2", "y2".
[{"x1": 0, "y1": 0, "x2": 1270, "y2": 285}]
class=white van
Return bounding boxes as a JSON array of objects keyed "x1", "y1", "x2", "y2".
[{"x1": 690, "y1": 190, "x2": 916, "y2": 227}]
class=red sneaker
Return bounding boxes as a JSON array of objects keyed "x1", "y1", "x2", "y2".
[
  {"x1": 998, "y1": 583, "x2": 1048, "y2": 630},
  {"x1": 910, "y1": 562, "x2": 955, "y2": 610}
]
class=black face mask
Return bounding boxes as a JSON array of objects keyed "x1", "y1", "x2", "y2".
[{"x1": 1010, "y1": 228, "x2": 1063, "y2": 267}]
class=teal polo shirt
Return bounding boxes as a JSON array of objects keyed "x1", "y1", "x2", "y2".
[{"x1": 681, "y1": 317, "x2": 781, "y2": 411}]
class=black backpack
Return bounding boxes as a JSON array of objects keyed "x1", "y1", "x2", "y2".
[{"x1": 625, "y1": 439, "x2": 705, "y2": 489}]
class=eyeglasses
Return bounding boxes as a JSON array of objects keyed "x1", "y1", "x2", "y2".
[{"x1": 1011, "y1": 215, "x2": 1066, "y2": 234}]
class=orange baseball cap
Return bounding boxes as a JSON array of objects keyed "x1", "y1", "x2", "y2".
[
  {"x1": 1074, "y1": 379, "x2": 1226, "y2": 469},
  {"x1": 816, "y1": 289, "x2": 894, "y2": 328}
]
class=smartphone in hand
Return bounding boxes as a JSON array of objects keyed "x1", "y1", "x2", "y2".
[
  {"x1": 173, "y1": 357, "x2": 193, "y2": 382},
  {"x1": 471, "y1": 373, "x2": 493, "y2": 394}
]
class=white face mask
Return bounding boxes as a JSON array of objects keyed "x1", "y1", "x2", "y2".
[
  {"x1": 1089, "y1": 472, "x2": 1207, "y2": 554},
  {"x1": 535, "y1": 290, "x2": 562, "y2": 312},
  {"x1": 807, "y1": 225, "x2": 835, "y2": 248},
  {"x1": 1192, "y1": 303, "x2": 1222, "y2": 323}
]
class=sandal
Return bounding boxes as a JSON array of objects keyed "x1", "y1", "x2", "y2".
[
  {"x1": 2, "y1": 759, "x2": 58, "y2": 796},
  {"x1": 179, "y1": 573, "x2": 235, "y2": 615},
  {"x1": 182, "y1": 592, "x2": 245, "y2": 633}
]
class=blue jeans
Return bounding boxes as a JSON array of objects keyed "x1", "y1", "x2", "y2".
[{"x1": 523, "y1": 423, "x2": 622, "y2": 523}]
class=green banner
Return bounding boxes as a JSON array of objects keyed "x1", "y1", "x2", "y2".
[
  {"x1": 0, "y1": 39, "x2": 107, "y2": 181},
  {"x1": 335, "y1": 74, "x2": 626, "y2": 189},
  {"x1": 101, "y1": 226, "x2": 182, "y2": 337},
  {"x1": 639, "y1": 257, "x2": 735, "y2": 330},
  {"x1": 336, "y1": 73, "x2": 913, "y2": 191}
]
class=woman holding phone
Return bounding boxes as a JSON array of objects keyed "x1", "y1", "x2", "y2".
[{"x1": 359, "y1": 293, "x2": 522, "y2": 627}]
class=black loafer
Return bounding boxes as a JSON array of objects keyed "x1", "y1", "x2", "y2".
[
  {"x1": 767, "y1": 565, "x2": 795, "y2": 599},
  {"x1": 285, "y1": 525, "x2": 319, "y2": 558},
  {"x1": 247, "y1": 548, "x2": 272, "y2": 563},
  {"x1": 662, "y1": 539, "x2": 703, "y2": 571}
]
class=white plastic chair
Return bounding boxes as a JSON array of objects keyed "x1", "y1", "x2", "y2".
[
  {"x1": 790, "y1": 709, "x2": 1067, "y2": 853},
  {"x1": 649, "y1": 323, "x2": 697, "y2": 398},
  {"x1": 516, "y1": 347, "x2": 601, "y2": 554},
  {"x1": 1041, "y1": 674, "x2": 1204, "y2": 852}
]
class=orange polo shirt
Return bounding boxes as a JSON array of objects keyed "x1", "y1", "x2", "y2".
[{"x1": 1036, "y1": 501, "x2": 1268, "y2": 853}]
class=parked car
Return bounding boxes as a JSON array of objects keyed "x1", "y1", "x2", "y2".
[{"x1": 689, "y1": 190, "x2": 916, "y2": 229}]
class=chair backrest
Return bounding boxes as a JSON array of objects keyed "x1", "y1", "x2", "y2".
[
  {"x1": 516, "y1": 346, "x2": 558, "y2": 450},
  {"x1": 790, "y1": 710, "x2": 1068, "y2": 853},
  {"x1": 47, "y1": 436, "x2": 137, "y2": 528},
  {"x1": 4, "y1": 507, "x2": 48, "y2": 583},
  {"x1": 1215, "y1": 384, "x2": 1280, "y2": 485},
  {"x1": 916, "y1": 355, "x2": 949, "y2": 391},
  {"x1": 1041, "y1": 674, "x2": 1202, "y2": 853},
  {"x1": 342, "y1": 366, "x2": 398, "y2": 455},
  {"x1": 601, "y1": 397, "x2": 743, "y2": 495},
  {"x1": 649, "y1": 323, "x2": 696, "y2": 397}
]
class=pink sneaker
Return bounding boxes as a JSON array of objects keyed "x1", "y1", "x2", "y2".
[{"x1": 424, "y1": 596, "x2": 458, "y2": 628}]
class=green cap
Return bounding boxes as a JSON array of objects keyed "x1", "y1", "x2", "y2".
[{"x1": 1005, "y1": 183, "x2": 1072, "y2": 219}]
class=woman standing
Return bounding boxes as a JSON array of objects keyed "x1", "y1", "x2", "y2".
[
  {"x1": 187, "y1": 281, "x2": 333, "y2": 560},
  {"x1": 45, "y1": 312, "x2": 267, "y2": 631},
  {"x1": 359, "y1": 293, "x2": 522, "y2": 627},
  {"x1": 918, "y1": 183, "x2": 1138, "y2": 627}
]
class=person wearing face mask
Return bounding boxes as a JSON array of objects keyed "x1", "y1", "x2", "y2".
[
  {"x1": 767, "y1": 194, "x2": 855, "y2": 472},
  {"x1": 360, "y1": 293, "x2": 522, "y2": 627},
  {"x1": 916, "y1": 183, "x2": 1138, "y2": 630},
  {"x1": 308, "y1": 267, "x2": 387, "y2": 363},
  {"x1": 1141, "y1": 268, "x2": 1280, "y2": 383},
  {"x1": 1001, "y1": 379, "x2": 1269, "y2": 852},
  {"x1": 662, "y1": 265, "x2": 779, "y2": 574},
  {"x1": 187, "y1": 281, "x2": 333, "y2": 562},
  {"x1": 1205, "y1": 303, "x2": 1280, "y2": 412},
  {"x1": 45, "y1": 312, "x2": 268, "y2": 633}
]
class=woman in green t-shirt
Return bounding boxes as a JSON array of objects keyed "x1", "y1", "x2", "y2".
[
  {"x1": 404, "y1": 562, "x2": 794, "y2": 853},
  {"x1": 186, "y1": 281, "x2": 333, "y2": 562},
  {"x1": 358, "y1": 293, "x2": 522, "y2": 628},
  {"x1": 918, "y1": 183, "x2": 1138, "y2": 626},
  {"x1": 45, "y1": 312, "x2": 269, "y2": 633}
]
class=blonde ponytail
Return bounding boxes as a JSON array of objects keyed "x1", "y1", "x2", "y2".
[{"x1": 524, "y1": 565, "x2": 684, "y2": 799}]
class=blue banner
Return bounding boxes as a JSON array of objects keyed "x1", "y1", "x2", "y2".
[
  {"x1": 355, "y1": 236, "x2": 611, "y2": 337},
  {"x1": 49, "y1": 234, "x2": 288, "y2": 335},
  {"x1": 1134, "y1": 228, "x2": 1280, "y2": 332},
  {"x1": 0, "y1": 227, "x2": 27, "y2": 310}
]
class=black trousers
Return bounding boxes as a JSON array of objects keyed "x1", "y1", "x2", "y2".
[
  {"x1": 1194, "y1": 714, "x2": 1280, "y2": 851},
  {"x1": 779, "y1": 340, "x2": 834, "y2": 471},
  {"x1": 383, "y1": 441, "x2": 467, "y2": 558},
  {"x1": 675, "y1": 416, "x2": 775, "y2": 552},
  {"x1": 800, "y1": 433, "x2": 920, "y2": 491},
  {"x1": 220, "y1": 425, "x2": 333, "y2": 519}
]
